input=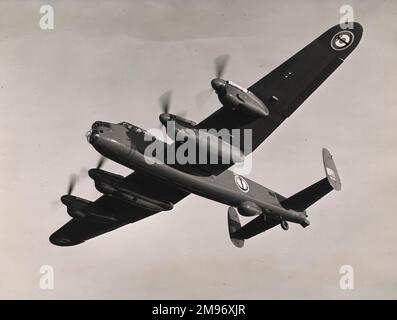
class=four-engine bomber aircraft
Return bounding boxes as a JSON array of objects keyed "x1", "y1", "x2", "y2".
[{"x1": 50, "y1": 23, "x2": 363, "y2": 247}]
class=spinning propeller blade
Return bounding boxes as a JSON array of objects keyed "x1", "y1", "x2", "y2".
[
  {"x1": 159, "y1": 90, "x2": 172, "y2": 114},
  {"x1": 214, "y1": 54, "x2": 230, "y2": 78},
  {"x1": 196, "y1": 54, "x2": 230, "y2": 108},
  {"x1": 67, "y1": 174, "x2": 78, "y2": 195},
  {"x1": 96, "y1": 156, "x2": 106, "y2": 169},
  {"x1": 158, "y1": 91, "x2": 189, "y2": 128}
]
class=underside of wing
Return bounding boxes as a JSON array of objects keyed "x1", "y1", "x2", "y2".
[
  {"x1": 49, "y1": 196, "x2": 155, "y2": 246},
  {"x1": 50, "y1": 172, "x2": 189, "y2": 246}
]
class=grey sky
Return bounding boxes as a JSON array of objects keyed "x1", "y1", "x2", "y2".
[{"x1": 0, "y1": 0, "x2": 396, "y2": 299}]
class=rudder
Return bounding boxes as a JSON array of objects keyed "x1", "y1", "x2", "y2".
[{"x1": 227, "y1": 207, "x2": 245, "y2": 248}]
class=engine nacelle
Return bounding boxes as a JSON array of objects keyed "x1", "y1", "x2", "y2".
[
  {"x1": 237, "y1": 201, "x2": 262, "y2": 217},
  {"x1": 159, "y1": 113, "x2": 197, "y2": 129},
  {"x1": 211, "y1": 78, "x2": 269, "y2": 117}
]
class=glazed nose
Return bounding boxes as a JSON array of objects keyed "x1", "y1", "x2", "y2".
[
  {"x1": 211, "y1": 78, "x2": 226, "y2": 92},
  {"x1": 86, "y1": 129, "x2": 99, "y2": 143}
]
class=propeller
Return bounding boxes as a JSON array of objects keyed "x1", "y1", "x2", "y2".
[
  {"x1": 158, "y1": 91, "x2": 189, "y2": 129},
  {"x1": 196, "y1": 54, "x2": 230, "y2": 109},
  {"x1": 63, "y1": 156, "x2": 106, "y2": 197},
  {"x1": 52, "y1": 156, "x2": 107, "y2": 212},
  {"x1": 96, "y1": 156, "x2": 106, "y2": 170},
  {"x1": 159, "y1": 90, "x2": 172, "y2": 114},
  {"x1": 67, "y1": 174, "x2": 78, "y2": 195},
  {"x1": 214, "y1": 54, "x2": 230, "y2": 78},
  {"x1": 51, "y1": 174, "x2": 78, "y2": 211}
]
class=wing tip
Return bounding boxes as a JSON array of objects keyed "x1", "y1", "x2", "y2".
[
  {"x1": 49, "y1": 233, "x2": 83, "y2": 247},
  {"x1": 321, "y1": 22, "x2": 363, "y2": 58},
  {"x1": 333, "y1": 21, "x2": 363, "y2": 35}
]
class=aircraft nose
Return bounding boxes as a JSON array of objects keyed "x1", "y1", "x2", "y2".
[
  {"x1": 211, "y1": 78, "x2": 226, "y2": 93},
  {"x1": 86, "y1": 129, "x2": 99, "y2": 144}
]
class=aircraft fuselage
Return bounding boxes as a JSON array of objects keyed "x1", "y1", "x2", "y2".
[{"x1": 86, "y1": 121, "x2": 309, "y2": 226}]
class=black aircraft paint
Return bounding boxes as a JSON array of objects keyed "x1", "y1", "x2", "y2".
[{"x1": 50, "y1": 23, "x2": 363, "y2": 247}]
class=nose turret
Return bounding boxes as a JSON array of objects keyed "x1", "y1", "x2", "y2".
[
  {"x1": 86, "y1": 121, "x2": 112, "y2": 144},
  {"x1": 86, "y1": 129, "x2": 99, "y2": 143},
  {"x1": 86, "y1": 121, "x2": 135, "y2": 164}
]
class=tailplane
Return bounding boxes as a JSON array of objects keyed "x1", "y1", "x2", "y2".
[
  {"x1": 227, "y1": 207, "x2": 281, "y2": 248},
  {"x1": 281, "y1": 148, "x2": 341, "y2": 212}
]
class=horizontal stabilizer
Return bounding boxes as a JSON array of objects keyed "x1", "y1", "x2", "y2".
[
  {"x1": 228, "y1": 207, "x2": 280, "y2": 247},
  {"x1": 281, "y1": 148, "x2": 341, "y2": 212}
]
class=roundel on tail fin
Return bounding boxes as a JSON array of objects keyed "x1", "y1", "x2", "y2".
[{"x1": 322, "y1": 148, "x2": 341, "y2": 191}]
